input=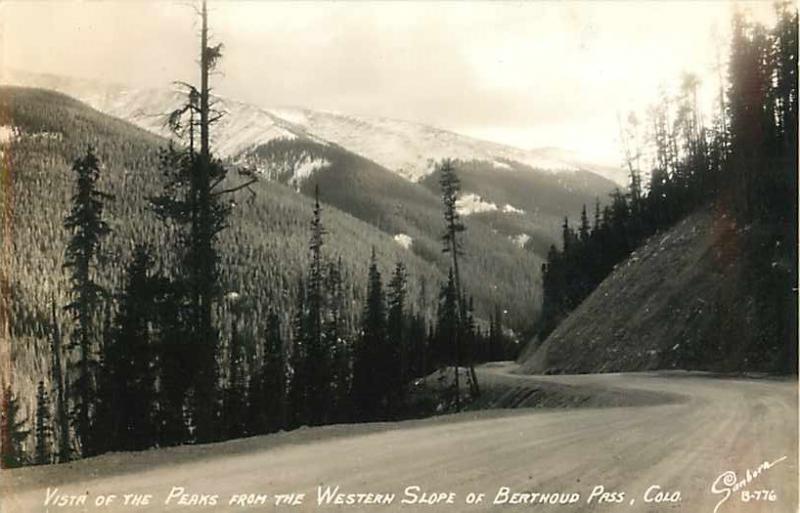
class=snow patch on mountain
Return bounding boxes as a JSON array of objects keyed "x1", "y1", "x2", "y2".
[
  {"x1": 0, "y1": 125, "x2": 16, "y2": 143},
  {"x1": 456, "y1": 193, "x2": 498, "y2": 216},
  {"x1": 290, "y1": 157, "x2": 330, "y2": 188},
  {"x1": 455, "y1": 195, "x2": 525, "y2": 217},
  {"x1": 502, "y1": 204, "x2": 525, "y2": 214},
  {"x1": 0, "y1": 72, "x2": 303, "y2": 159},
  {"x1": 81, "y1": 87, "x2": 299, "y2": 158},
  {"x1": 251, "y1": 149, "x2": 330, "y2": 189},
  {"x1": 213, "y1": 100, "x2": 299, "y2": 157},
  {"x1": 511, "y1": 233, "x2": 531, "y2": 249},
  {"x1": 393, "y1": 233, "x2": 413, "y2": 250},
  {"x1": 267, "y1": 107, "x2": 309, "y2": 126},
  {"x1": 0, "y1": 124, "x2": 61, "y2": 143},
  {"x1": 2, "y1": 70, "x2": 623, "y2": 184},
  {"x1": 263, "y1": 108, "x2": 584, "y2": 182}
]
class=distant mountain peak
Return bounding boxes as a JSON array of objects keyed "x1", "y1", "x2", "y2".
[{"x1": 2, "y1": 69, "x2": 624, "y2": 185}]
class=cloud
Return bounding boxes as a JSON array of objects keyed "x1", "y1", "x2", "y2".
[{"x1": 0, "y1": 1, "x2": 778, "y2": 166}]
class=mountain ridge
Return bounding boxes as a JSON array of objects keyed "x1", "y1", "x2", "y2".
[
  {"x1": 1, "y1": 68, "x2": 624, "y2": 185},
  {"x1": 0, "y1": 85, "x2": 540, "y2": 336}
]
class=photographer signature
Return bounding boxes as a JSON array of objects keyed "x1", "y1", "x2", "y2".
[{"x1": 710, "y1": 456, "x2": 787, "y2": 513}]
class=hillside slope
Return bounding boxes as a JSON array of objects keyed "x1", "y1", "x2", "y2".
[
  {"x1": 240, "y1": 138, "x2": 544, "y2": 328},
  {"x1": 0, "y1": 86, "x2": 445, "y2": 407},
  {"x1": 1, "y1": 70, "x2": 618, "y2": 223},
  {"x1": 1, "y1": 74, "x2": 620, "y2": 323},
  {"x1": 520, "y1": 207, "x2": 795, "y2": 374}
]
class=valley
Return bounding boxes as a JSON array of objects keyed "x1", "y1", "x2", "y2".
[{"x1": 0, "y1": 77, "x2": 618, "y2": 334}]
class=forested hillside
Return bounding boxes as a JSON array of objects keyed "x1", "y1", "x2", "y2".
[
  {"x1": 239, "y1": 137, "x2": 544, "y2": 330},
  {"x1": 2, "y1": 0, "x2": 795, "y2": 474},
  {"x1": 522, "y1": 208, "x2": 797, "y2": 373},
  {"x1": 0, "y1": 81, "x2": 523, "y2": 466},
  {"x1": 1, "y1": 85, "x2": 457, "y2": 341},
  {"x1": 524, "y1": 4, "x2": 798, "y2": 375},
  {"x1": 420, "y1": 160, "x2": 615, "y2": 256},
  {"x1": 4, "y1": 68, "x2": 618, "y2": 277}
]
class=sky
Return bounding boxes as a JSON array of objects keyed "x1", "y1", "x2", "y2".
[{"x1": 0, "y1": 1, "x2": 777, "y2": 167}]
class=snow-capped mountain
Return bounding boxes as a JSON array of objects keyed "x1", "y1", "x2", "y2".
[
  {"x1": 2, "y1": 69, "x2": 622, "y2": 185},
  {"x1": 256, "y1": 108, "x2": 592, "y2": 182}
]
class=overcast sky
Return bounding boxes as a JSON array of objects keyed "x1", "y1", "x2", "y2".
[{"x1": 0, "y1": 1, "x2": 776, "y2": 166}]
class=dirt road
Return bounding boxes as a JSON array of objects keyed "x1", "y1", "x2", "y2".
[{"x1": 2, "y1": 365, "x2": 797, "y2": 513}]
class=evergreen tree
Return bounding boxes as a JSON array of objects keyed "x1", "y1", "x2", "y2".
[
  {"x1": 578, "y1": 205, "x2": 591, "y2": 243},
  {"x1": 49, "y1": 299, "x2": 70, "y2": 463},
  {"x1": 150, "y1": 1, "x2": 255, "y2": 443},
  {"x1": 405, "y1": 311, "x2": 428, "y2": 380},
  {"x1": 723, "y1": 4, "x2": 798, "y2": 371},
  {"x1": 35, "y1": 381, "x2": 51, "y2": 465},
  {"x1": 325, "y1": 258, "x2": 351, "y2": 422},
  {"x1": 223, "y1": 312, "x2": 247, "y2": 439},
  {"x1": 108, "y1": 246, "x2": 158, "y2": 451},
  {"x1": 386, "y1": 262, "x2": 407, "y2": 410},
  {"x1": 0, "y1": 385, "x2": 29, "y2": 468},
  {"x1": 538, "y1": 244, "x2": 564, "y2": 338},
  {"x1": 288, "y1": 278, "x2": 309, "y2": 427},
  {"x1": 462, "y1": 295, "x2": 478, "y2": 395},
  {"x1": 489, "y1": 305, "x2": 506, "y2": 362},
  {"x1": 93, "y1": 303, "x2": 114, "y2": 455},
  {"x1": 305, "y1": 186, "x2": 331, "y2": 425},
  {"x1": 727, "y1": 12, "x2": 770, "y2": 220},
  {"x1": 257, "y1": 309, "x2": 286, "y2": 433},
  {"x1": 153, "y1": 277, "x2": 191, "y2": 447},
  {"x1": 352, "y1": 249, "x2": 387, "y2": 420},
  {"x1": 433, "y1": 268, "x2": 459, "y2": 406},
  {"x1": 63, "y1": 147, "x2": 112, "y2": 457},
  {"x1": 247, "y1": 321, "x2": 267, "y2": 435},
  {"x1": 438, "y1": 159, "x2": 479, "y2": 407},
  {"x1": 535, "y1": 6, "x2": 798, "y2": 371}
]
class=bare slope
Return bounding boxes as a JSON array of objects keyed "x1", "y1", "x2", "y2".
[
  {"x1": 2, "y1": 366, "x2": 797, "y2": 513},
  {"x1": 520, "y1": 207, "x2": 790, "y2": 374}
]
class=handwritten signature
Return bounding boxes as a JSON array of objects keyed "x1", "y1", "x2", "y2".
[{"x1": 710, "y1": 456, "x2": 787, "y2": 513}]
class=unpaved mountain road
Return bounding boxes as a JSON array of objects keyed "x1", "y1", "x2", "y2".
[{"x1": 2, "y1": 365, "x2": 797, "y2": 513}]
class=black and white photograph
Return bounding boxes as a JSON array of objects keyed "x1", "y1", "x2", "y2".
[{"x1": 0, "y1": 1, "x2": 797, "y2": 512}]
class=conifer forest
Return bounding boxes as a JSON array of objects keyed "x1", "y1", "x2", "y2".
[{"x1": 0, "y1": 4, "x2": 796, "y2": 497}]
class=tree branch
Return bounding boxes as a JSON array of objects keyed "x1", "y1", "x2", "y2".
[{"x1": 211, "y1": 177, "x2": 258, "y2": 197}]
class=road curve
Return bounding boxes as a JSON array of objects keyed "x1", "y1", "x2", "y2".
[{"x1": 2, "y1": 365, "x2": 797, "y2": 513}]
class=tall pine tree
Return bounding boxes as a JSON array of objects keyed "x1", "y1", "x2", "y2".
[
  {"x1": 305, "y1": 186, "x2": 331, "y2": 425},
  {"x1": 438, "y1": 160, "x2": 480, "y2": 406},
  {"x1": 288, "y1": 278, "x2": 309, "y2": 427},
  {"x1": 223, "y1": 311, "x2": 248, "y2": 439},
  {"x1": 63, "y1": 147, "x2": 111, "y2": 457},
  {"x1": 35, "y1": 381, "x2": 51, "y2": 465},
  {"x1": 248, "y1": 309, "x2": 286, "y2": 434},
  {"x1": 49, "y1": 299, "x2": 70, "y2": 462},
  {"x1": 108, "y1": 246, "x2": 158, "y2": 451},
  {"x1": 352, "y1": 249, "x2": 387, "y2": 420},
  {"x1": 386, "y1": 262, "x2": 407, "y2": 411},
  {"x1": 0, "y1": 385, "x2": 29, "y2": 468},
  {"x1": 150, "y1": 1, "x2": 256, "y2": 443}
]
